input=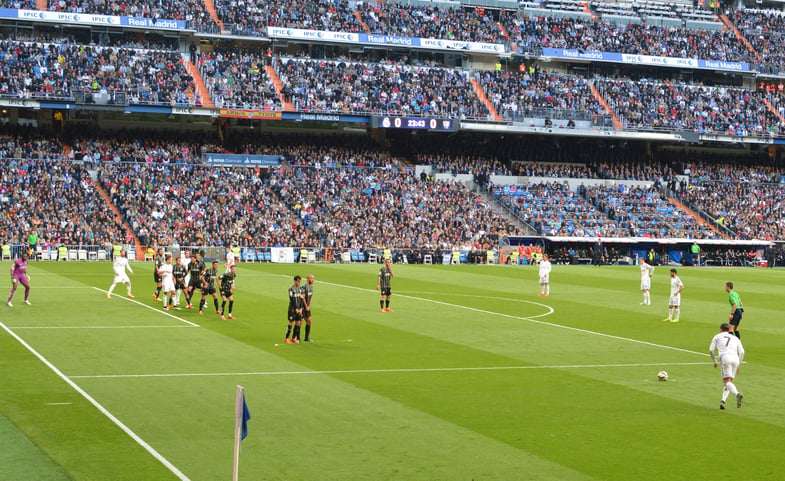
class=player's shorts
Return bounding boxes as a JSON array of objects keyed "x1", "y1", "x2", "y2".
[
  {"x1": 730, "y1": 308, "x2": 743, "y2": 326},
  {"x1": 539, "y1": 274, "x2": 550, "y2": 284},
  {"x1": 669, "y1": 294, "x2": 681, "y2": 307},
  {"x1": 720, "y1": 354, "x2": 740, "y2": 379},
  {"x1": 379, "y1": 287, "x2": 391, "y2": 296},
  {"x1": 640, "y1": 278, "x2": 651, "y2": 290},
  {"x1": 201, "y1": 285, "x2": 216, "y2": 296},
  {"x1": 13, "y1": 273, "x2": 27, "y2": 284},
  {"x1": 113, "y1": 272, "x2": 130, "y2": 284},
  {"x1": 162, "y1": 279, "x2": 175, "y2": 292},
  {"x1": 188, "y1": 277, "x2": 202, "y2": 289},
  {"x1": 304, "y1": 308, "x2": 311, "y2": 318},
  {"x1": 154, "y1": 270, "x2": 162, "y2": 283},
  {"x1": 288, "y1": 307, "x2": 302, "y2": 321},
  {"x1": 221, "y1": 289, "x2": 233, "y2": 299}
]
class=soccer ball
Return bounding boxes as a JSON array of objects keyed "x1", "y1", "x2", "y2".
[{"x1": 657, "y1": 371, "x2": 669, "y2": 381}]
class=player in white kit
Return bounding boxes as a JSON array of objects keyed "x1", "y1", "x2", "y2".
[
  {"x1": 107, "y1": 249, "x2": 135, "y2": 298},
  {"x1": 639, "y1": 257, "x2": 654, "y2": 305},
  {"x1": 664, "y1": 268, "x2": 684, "y2": 322},
  {"x1": 158, "y1": 256, "x2": 176, "y2": 309},
  {"x1": 709, "y1": 323, "x2": 745, "y2": 410},
  {"x1": 538, "y1": 254, "x2": 552, "y2": 297}
]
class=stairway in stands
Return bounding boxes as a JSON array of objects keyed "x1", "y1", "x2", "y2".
[
  {"x1": 37, "y1": 0, "x2": 46, "y2": 10},
  {"x1": 184, "y1": 59, "x2": 215, "y2": 108},
  {"x1": 93, "y1": 181, "x2": 146, "y2": 260},
  {"x1": 668, "y1": 196, "x2": 729, "y2": 239},
  {"x1": 589, "y1": 83, "x2": 623, "y2": 129},
  {"x1": 354, "y1": 11, "x2": 371, "y2": 32},
  {"x1": 203, "y1": 0, "x2": 227, "y2": 34},
  {"x1": 470, "y1": 78, "x2": 503, "y2": 121},
  {"x1": 719, "y1": 14, "x2": 763, "y2": 65},
  {"x1": 265, "y1": 65, "x2": 295, "y2": 111}
]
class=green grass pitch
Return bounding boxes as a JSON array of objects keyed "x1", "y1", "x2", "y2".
[{"x1": 2, "y1": 261, "x2": 784, "y2": 481}]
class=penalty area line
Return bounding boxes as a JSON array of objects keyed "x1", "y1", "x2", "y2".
[
  {"x1": 92, "y1": 287, "x2": 199, "y2": 328},
  {"x1": 70, "y1": 361, "x2": 709, "y2": 379},
  {"x1": 0, "y1": 321, "x2": 193, "y2": 481}
]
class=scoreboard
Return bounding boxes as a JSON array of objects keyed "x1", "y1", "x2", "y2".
[{"x1": 371, "y1": 116, "x2": 459, "y2": 132}]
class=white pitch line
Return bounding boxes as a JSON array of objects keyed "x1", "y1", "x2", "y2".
[
  {"x1": 70, "y1": 361, "x2": 710, "y2": 379},
  {"x1": 92, "y1": 287, "x2": 199, "y2": 328},
  {"x1": 0, "y1": 321, "x2": 193, "y2": 481},
  {"x1": 13, "y1": 325, "x2": 196, "y2": 330},
  {"x1": 294, "y1": 277, "x2": 708, "y2": 358},
  {"x1": 397, "y1": 291, "x2": 554, "y2": 318}
]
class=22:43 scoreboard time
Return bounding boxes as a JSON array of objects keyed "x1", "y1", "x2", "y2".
[{"x1": 371, "y1": 116, "x2": 459, "y2": 132}]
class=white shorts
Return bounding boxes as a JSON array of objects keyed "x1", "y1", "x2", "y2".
[
  {"x1": 113, "y1": 273, "x2": 130, "y2": 284},
  {"x1": 640, "y1": 278, "x2": 651, "y2": 290},
  {"x1": 721, "y1": 355, "x2": 740, "y2": 379},
  {"x1": 539, "y1": 274, "x2": 549, "y2": 284},
  {"x1": 162, "y1": 279, "x2": 176, "y2": 292},
  {"x1": 669, "y1": 294, "x2": 681, "y2": 307}
]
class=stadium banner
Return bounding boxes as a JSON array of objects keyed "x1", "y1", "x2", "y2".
[
  {"x1": 11, "y1": 9, "x2": 185, "y2": 30},
  {"x1": 126, "y1": 105, "x2": 171, "y2": 114},
  {"x1": 171, "y1": 106, "x2": 219, "y2": 117},
  {"x1": 205, "y1": 153, "x2": 281, "y2": 166},
  {"x1": 270, "y1": 247, "x2": 295, "y2": 263},
  {"x1": 120, "y1": 17, "x2": 186, "y2": 30},
  {"x1": 268, "y1": 27, "x2": 505, "y2": 53},
  {"x1": 0, "y1": 98, "x2": 40, "y2": 108},
  {"x1": 281, "y1": 112, "x2": 369, "y2": 123},
  {"x1": 541, "y1": 48, "x2": 750, "y2": 72},
  {"x1": 219, "y1": 109, "x2": 282, "y2": 120}
]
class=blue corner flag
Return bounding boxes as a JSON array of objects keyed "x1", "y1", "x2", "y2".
[{"x1": 240, "y1": 391, "x2": 251, "y2": 441}]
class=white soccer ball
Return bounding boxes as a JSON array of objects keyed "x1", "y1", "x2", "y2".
[{"x1": 657, "y1": 370, "x2": 669, "y2": 381}]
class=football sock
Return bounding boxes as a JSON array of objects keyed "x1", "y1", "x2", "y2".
[
  {"x1": 380, "y1": 300, "x2": 384, "y2": 309},
  {"x1": 305, "y1": 325, "x2": 311, "y2": 339},
  {"x1": 721, "y1": 386, "x2": 730, "y2": 402},
  {"x1": 726, "y1": 382, "x2": 739, "y2": 396},
  {"x1": 221, "y1": 301, "x2": 226, "y2": 314},
  {"x1": 7, "y1": 288, "x2": 15, "y2": 302},
  {"x1": 545, "y1": 285, "x2": 550, "y2": 295},
  {"x1": 293, "y1": 325, "x2": 300, "y2": 340},
  {"x1": 213, "y1": 298, "x2": 219, "y2": 311},
  {"x1": 155, "y1": 286, "x2": 161, "y2": 297},
  {"x1": 107, "y1": 283, "x2": 116, "y2": 295},
  {"x1": 228, "y1": 301, "x2": 233, "y2": 314},
  {"x1": 23, "y1": 287, "x2": 29, "y2": 301},
  {"x1": 126, "y1": 284, "x2": 132, "y2": 295},
  {"x1": 668, "y1": 308, "x2": 674, "y2": 319},
  {"x1": 673, "y1": 308, "x2": 680, "y2": 321},
  {"x1": 734, "y1": 331, "x2": 741, "y2": 339},
  {"x1": 285, "y1": 325, "x2": 292, "y2": 339},
  {"x1": 385, "y1": 299, "x2": 390, "y2": 308}
]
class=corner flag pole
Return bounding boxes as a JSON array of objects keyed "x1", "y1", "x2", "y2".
[{"x1": 232, "y1": 385, "x2": 247, "y2": 481}]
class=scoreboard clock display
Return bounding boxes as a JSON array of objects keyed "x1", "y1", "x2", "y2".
[
  {"x1": 372, "y1": 116, "x2": 459, "y2": 131},
  {"x1": 757, "y1": 80, "x2": 785, "y2": 93}
]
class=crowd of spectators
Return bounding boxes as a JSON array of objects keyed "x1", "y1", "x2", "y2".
[
  {"x1": 198, "y1": 49, "x2": 282, "y2": 111},
  {"x1": 46, "y1": 0, "x2": 219, "y2": 32},
  {"x1": 274, "y1": 57, "x2": 489, "y2": 118},
  {"x1": 98, "y1": 162, "x2": 318, "y2": 248},
  {"x1": 0, "y1": 40, "x2": 199, "y2": 106},
  {"x1": 479, "y1": 69, "x2": 602, "y2": 122},
  {"x1": 214, "y1": 0, "x2": 362, "y2": 37},
  {"x1": 271, "y1": 165, "x2": 520, "y2": 250},
  {"x1": 0, "y1": 158, "x2": 128, "y2": 249},
  {"x1": 731, "y1": 8, "x2": 785, "y2": 74},
  {"x1": 595, "y1": 78, "x2": 783, "y2": 136}
]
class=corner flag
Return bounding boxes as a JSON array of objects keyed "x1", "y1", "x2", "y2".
[
  {"x1": 240, "y1": 390, "x2": 251, "y2": 441},
  {"x1": 233, "y1": 385, "x2": 252, "y2": 481}
]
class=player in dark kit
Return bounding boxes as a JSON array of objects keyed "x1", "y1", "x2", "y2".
[
  {"x1": 199, "y1": 260, "x2": 220, "y2": 315},
  {"x1": 377, "y1": 258, "x2": 394, "y2": 312},
  {"x1": 218, "y1": 265, "x2": 236, "y2": 320},
  {"x1": 285, "y1": 275, "x2": 304, "y2": 344},
  {"x1": 153, "y1": 248, "x2": 165, "y2": 300},
  {"x1": 186, "y1": 252, "x2": 205, "y2": 309},
  {"x1": 302, "y1": 274, "x2": 315, "y2": 342},
  {"x1": 172, "y1": 256, "x2": 188, "y2": 309}
]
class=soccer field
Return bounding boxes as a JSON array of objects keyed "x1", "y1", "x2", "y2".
[{"x1": 2, "y1": 261, "x2": 784, "y2": 481}]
